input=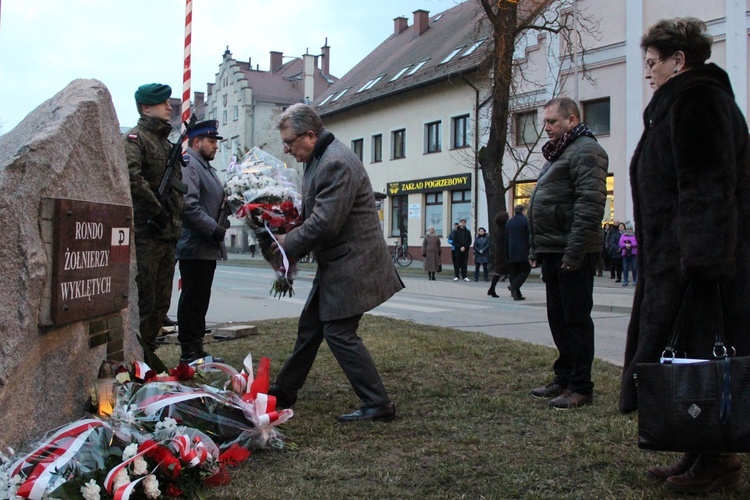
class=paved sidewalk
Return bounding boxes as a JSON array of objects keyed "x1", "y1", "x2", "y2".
[{"x1": 223, "y1": 252, "x2": 637, "y2": 313}]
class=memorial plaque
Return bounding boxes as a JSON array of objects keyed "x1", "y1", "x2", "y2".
[{"x1": 50, "y1": 199, "x2": 132, "y2": 325}]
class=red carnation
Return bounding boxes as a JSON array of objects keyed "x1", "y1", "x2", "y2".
[
  {"x1": 138, "y1": 440, "x2": 158, "y2": 454},
  {"x1": 161, "y1": 454, "x2": 182, "y2": 479},
  {"x1": 164, "y1": 484, "x2": 183, "y2": 498},
  {"x1": 204, "y1": 467, "x2": 232, "y2": 487},
  {"x1": 169, "y1": 362, "x2": 195, "y2": 381},
  {"x1": 219, "y1": 444, "x2": 251, "y2": 467}
]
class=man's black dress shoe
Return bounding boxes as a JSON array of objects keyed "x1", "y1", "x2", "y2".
[
  {"x1": 268, "y1": 383, "x2": 296, "y2": 409},
  {"x1": 337, "y1": 402, "x2": 396, "y2": 423}
]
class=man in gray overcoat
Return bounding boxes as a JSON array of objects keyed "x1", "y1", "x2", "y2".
[
  {"x1": 175, "y1": 120, "x2": 228, "y2": 364},
  {"x1": 269, "y1": 103, "x2": 404, "y2": 422}
]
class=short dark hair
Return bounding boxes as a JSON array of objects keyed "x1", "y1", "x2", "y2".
[
  {"x1": 544, "y1": 97, "x2": 580, "y2": 121},
  {"x1": 641, "y1": 17, "x2": 712, "y2": 68},
  {"x1": 514, "y1": 204, "x2": 525, "y2": 215},
  {"x1": 276, "y1": 103, "x2": 324, "y2": 136}
]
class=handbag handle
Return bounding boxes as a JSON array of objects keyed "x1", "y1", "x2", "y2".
[{"x1": 662, "y1": 282, "x2": 733, "y2": 360}]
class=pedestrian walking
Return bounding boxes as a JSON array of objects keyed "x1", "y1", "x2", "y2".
[{"x1": 505, "y1": 204, "x2": 531, "y2": 300}]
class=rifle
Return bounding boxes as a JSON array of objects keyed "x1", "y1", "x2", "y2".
[{"x1": 148, "y1": 115, "x2": 196, "y2": 232}]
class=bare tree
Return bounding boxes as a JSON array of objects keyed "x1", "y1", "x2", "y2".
[{"x1": 470, "y1": 0, "x2": 599, "y2": 269}]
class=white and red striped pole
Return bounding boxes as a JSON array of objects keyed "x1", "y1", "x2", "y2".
[{"x1": 181, "y1": 0, "x2": 192, "y2": 128}]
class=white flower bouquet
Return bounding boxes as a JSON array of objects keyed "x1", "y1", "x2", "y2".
[{"x1": 224, "y1": 148, "x2": 302, "y2": 297}]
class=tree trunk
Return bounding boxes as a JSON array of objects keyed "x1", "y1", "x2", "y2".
[{"x1": 478, "y1": 0, "x2": 518, "y2": 272}]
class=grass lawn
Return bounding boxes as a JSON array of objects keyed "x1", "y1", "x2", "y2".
[{"x1": 158, "y1": 316, "x2": 749, "y2": 499}]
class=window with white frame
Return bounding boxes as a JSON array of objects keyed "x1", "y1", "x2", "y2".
[
  {"x1": 452, "y1": 114, "x2": 470, "y2": 149},
  {"x1": 425, "y1": 121, "x2": 441, "y2": 154},
  {"x1": 351, "y1": 138, "x2": 364, "y2": 162},
  {"x1": 391, "y1": 195, "x2": 408, "y2": 238},
  {"x1": 425, "y1": 193, "x2": 443, "y2": 235},
  {"x1": 583, "y1": 98, "x2": 611, "y2": 136},
  {"x1": 450, "y1": 190, "x2": 472, "y2": 230},
  {"x1": 514, "y1": 110, "x2": 539, "y2": 146},
  {"x1": 392, "y1": 129, "x2": 406, "y2": 159},
  {"x1": 372, "y1": 134, "x2": 382, "y2": 163}
]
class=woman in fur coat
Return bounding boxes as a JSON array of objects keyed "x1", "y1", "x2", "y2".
[
  {"x1": 619, "y1": 17, "x2": 750, "y2": 493},
  {"x1": 421, "y1": 226, "x2": 442, "y2": 280}
]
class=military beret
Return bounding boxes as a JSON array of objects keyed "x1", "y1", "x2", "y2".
[
  {"x1": 134, "y1": 83, "x2": 172, "y2": 105},
  {"x1": 187, "y1": 120, "x2": 223, "y2": 140}
]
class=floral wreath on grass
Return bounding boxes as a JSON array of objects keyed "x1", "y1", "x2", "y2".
[{"x1": 0, "y1": 354, "x2": 292, "y2": 499}]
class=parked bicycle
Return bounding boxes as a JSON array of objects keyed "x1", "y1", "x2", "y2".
[{"x1": 391, "y1": 239, "x2": 413, "y2": 267}]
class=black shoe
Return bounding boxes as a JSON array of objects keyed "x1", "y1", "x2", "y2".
[
  {"x1": 162, "y1": 316, "x2": 177, "y2": 327},
  {"x1": 180, "y1": 351, "x2": 224, "y2": 365},
  {"x1": 337, "y1": 402, "x2": 396, "y2": 423},
  {"x1": 530, "y1": 382, "x2": 565, "y2": 399},
  {"x1": 514, "y1": 293, "x2": 526, "y2": 301},
  {"x1": 487, "y1": 290, "x2": 499, "y2": 298},
  {"x1": 268, "y1": 383, "x2": 296, "y2": 409}
]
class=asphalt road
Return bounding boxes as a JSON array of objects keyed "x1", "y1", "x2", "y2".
[{"x1": 168, "y1": 255, "x2": 635, "y2": 366}]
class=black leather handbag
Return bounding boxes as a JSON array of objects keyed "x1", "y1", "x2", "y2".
[{"x1": 636, "y1": 284, "x2": 750, "y2": 452}]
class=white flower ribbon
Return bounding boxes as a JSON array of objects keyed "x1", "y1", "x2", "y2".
[{"x1": 264, "y1": 221, "x2": 292, "y2": 280}]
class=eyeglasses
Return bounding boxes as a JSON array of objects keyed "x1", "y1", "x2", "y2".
[
  {"x1": 644, "y1": 57, "x2": 663, "y2": 70},
  {"x1": 282, "y1": 132, "x2": 308, "y2": 149}
]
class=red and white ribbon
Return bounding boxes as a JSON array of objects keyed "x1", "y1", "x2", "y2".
[
  {"x1": 139, "y1": 388, "x2": 218, "y2": 416},
  {"x1": 172, "y1": 435, "x2": 208, "y2": 468},
  {"x1": 112, "y1": 475, "x2": 148, "y2": 500},
  {"x1": 11, "y1": 419, "x2": 108, "y2": 477},
  {"x1": 103, "y1": 442, "x2": 160, "y2": 495},
  {"x1": 133, "y1": 361, "x2": 151, "y2": 381},
  {"x1": 13, "y1": 419, "x2": 110, "y2": 499}
]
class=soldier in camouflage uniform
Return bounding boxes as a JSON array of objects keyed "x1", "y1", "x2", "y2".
[{"x1": 123, "y1": 83, "x2": 184, "y2": 363}]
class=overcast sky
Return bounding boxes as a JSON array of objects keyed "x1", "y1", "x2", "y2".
[{"x1": 0, "y1": 0, "x2": 461, "y2": 134}]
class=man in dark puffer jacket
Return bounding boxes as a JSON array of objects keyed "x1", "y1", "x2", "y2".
[{"x1": 527, "y1": 97, "x2": 608, "y2": 410}]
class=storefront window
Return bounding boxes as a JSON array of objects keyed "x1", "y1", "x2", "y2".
[
  {"x1": 425, "y1": 193, "x2": 443, "y2": 235},
  {"x1": 390, "y1": 194, "x2": 408, "y2": 239},
  {"x1": 450, "y1": 189, "x2": 471, "y2": 229}
]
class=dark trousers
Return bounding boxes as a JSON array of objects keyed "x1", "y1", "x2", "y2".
[
  {"x1": 275, "y1": 287, "x2": 390, "y2": 407},
  {"x1": 508, "y1": 261, "x2": 531, "y2": 291},
  {"x1": 455, "y1": 250, "x2": 469, "y2": 279},
  {"x1": 610, "y1": 257, "x2": 622, "y2": 279},
  {"x1": 622, "y1": 255, "x2": 637, "y2": 283},
  {"x1": 135, "y1": 236, "x2": 176, "y2": 351},
  {"x1": 540, "y1": 253, "x2": 597, "y2": 396},
  {"x1": 474, "y1": 262, "x2": 489, "y2": 281},
  {"x1": 177, "y1": 259, "x2": 217, "y2": 353}
]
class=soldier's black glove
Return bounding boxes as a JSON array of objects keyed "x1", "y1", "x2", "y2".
[
  {"x1": 212, "y1": 226, "x2": 226, "y2": 242},
  {"x1": 147, "y1": 208, "x2": 169, "y2": 233}
]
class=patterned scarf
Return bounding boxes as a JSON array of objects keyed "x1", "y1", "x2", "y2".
[{"x1": 541, "y1": 123, "x2": 596, "y2": 162}]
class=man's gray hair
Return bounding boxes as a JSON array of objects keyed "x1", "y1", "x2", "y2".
[
  {"x1": 544, "y1": 97, "x2": 581, "y2": 121},
  {"x1": 276, "y1": 103, "x2": 324, "y2": 135}
]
